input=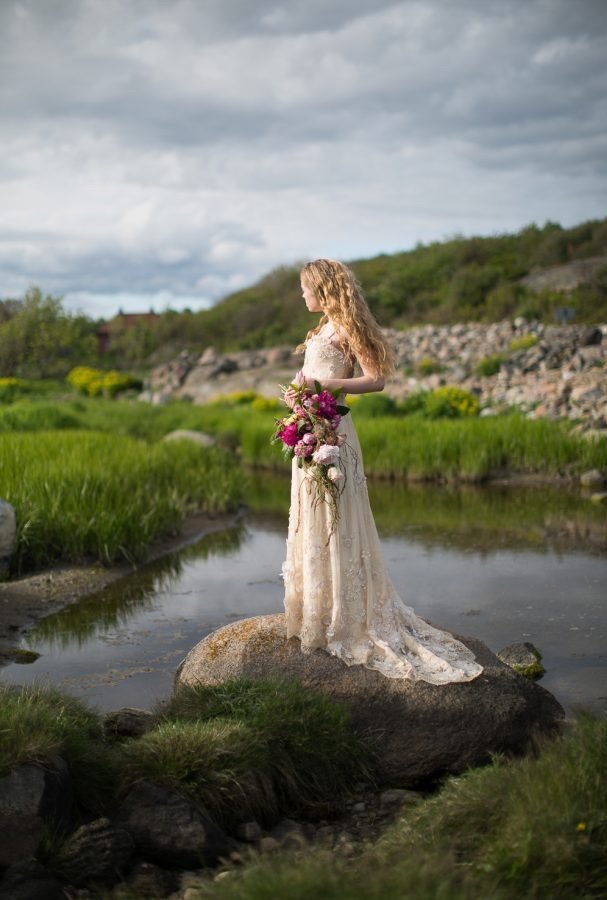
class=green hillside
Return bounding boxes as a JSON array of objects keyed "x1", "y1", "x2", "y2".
[
  {"x1": 1, "y1": 218, "x2": 606, "y2": 376},
  {"x1": 157, "y1": 217, "x2": 607, "y2": 354}
]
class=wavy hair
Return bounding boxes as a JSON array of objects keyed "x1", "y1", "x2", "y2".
[{"x1": 296, "y1": 259, "x2": 396, "y2": 378}]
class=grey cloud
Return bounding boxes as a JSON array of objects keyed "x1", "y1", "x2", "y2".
[{"x1": 0, "y1": 0, "x2": 605, "y2": 312}]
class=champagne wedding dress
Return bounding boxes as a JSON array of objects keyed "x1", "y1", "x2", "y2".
[{"x1": 282, "y1": 330, "x2": 483, "y2": 684}]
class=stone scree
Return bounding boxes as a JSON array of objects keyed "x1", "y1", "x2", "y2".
[{"x1": 146, "y1": 321, "x2": 607, "y2": 432}]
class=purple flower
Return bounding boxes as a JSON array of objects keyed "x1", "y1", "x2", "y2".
[{"x1": 279, "y1": 423, "x2": 300, "y2": 447}]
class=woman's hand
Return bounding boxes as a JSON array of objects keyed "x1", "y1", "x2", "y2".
[{"x1": 283, "y1": 386, "x2": 298, "y2": 408}]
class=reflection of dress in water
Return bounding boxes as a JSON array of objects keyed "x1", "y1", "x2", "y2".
[{"x1": 282, "y1": 331, "x2": 483, "y2": 684}]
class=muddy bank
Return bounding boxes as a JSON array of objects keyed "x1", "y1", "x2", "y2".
[{"x1": 0, "y1": 508, "x2": 245, "y2": 665}]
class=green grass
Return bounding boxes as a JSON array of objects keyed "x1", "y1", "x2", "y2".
[
  {"x1": 122, "y1": 679, "x2": 372, "y2": 829},
  {"x1": 3, "y1": 398, "x2": 606, "y2": 482},
  {"x1": 0, "y1": 430, "x2": 242, "y2": 574},
  {"x1": 0, "y1": 684, "x2": 117, "y2": 811},
  {"x1": 183, "y1": 713, "x2": 607, "y2": 900},
  {"x1": 2, "y1": 683, "x2": 605, "y2": 898}
]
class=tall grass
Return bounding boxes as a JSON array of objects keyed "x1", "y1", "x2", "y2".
[
  {"x1": 0, "y1": 430, "x2": 242, "y2": 573},
  {"x1": 3, "y1": 398, "x2": 606, "y2": 480},
  {"x1": 187, "y1": 713, "x2": 607, "y2": 900}
]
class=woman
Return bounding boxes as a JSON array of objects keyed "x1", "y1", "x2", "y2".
[{"x1": 282, "y1": 259, "x2": 483, "y2": 684}]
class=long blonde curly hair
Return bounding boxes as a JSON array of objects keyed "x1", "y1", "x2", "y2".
[{"x1": 296, "y1": 259, "x2": 396, "y2": 378}]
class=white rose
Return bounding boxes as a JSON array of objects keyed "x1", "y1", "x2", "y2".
[
  {"x1": 312, "y1": 443, "x2": 341, "y2": 465},
  {"x1": 327, "y1": 466, "x2": 344, "y2": 482}
]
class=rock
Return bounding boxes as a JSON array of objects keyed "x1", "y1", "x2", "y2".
[
  {"x1": 270, "y1": 818, "x2": 308, "y2": 850},
  {"x1": 0, "y1": 858, "x2": 64, "y2": 900},
  {"x1": 163, "y1": 429, "x2": 216, "y2": 448},
  {"x1": 379, "y1": 788, "x2": 422, "y2": 810},
  {"x1": 0, "y1": 757, "x2": 74, "y2": 867},
  {"x1": 12, "y1": 648, "x2": 41, "y2": 664},
  {"x1": 496, "y1": 642, "x2": 546, "y2": 680},
  {"x1": 579, "y1": 326, "x2": 603, "y2": 346},
  {"x1": 52, "y1": 818, "x2": 134, "y2": 886},
  {"x1": 125, "y1": 862, "x2": 179, "y2": 899},
  {"x1": 102, "y1": 707, "x2": 155, "y2": 740},
  {"x1": 0, "y1": 498, "x2": 16, "y2": 578},
  {"x1": 117, "y1": 781, "x2": 235, "y2": 869},
  {"x1": 580, "y1": 469, "x2": 607, "y2": 487},
  {"x1": 237, "y1": 821, "x2": 262, "y2": 842},
  {"x1": 175, "y1": 614, "x2": 565, "y2": 786},
  {"x1": 257, "y1": 835, "x2": 280, "y2": 854}
]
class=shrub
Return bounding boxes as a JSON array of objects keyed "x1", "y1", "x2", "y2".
[
  {"x1": 214, "y1": 390, "x2": 259, "y2": 406},
  {"x1": 352, "y1": 393, "x2": 399, "y2": 417},
  {"x1": 424, "y1": 387, "x2": 480, "y2": 419},
  {"x1": 251, "y1": 395, "x2": 283, "y2": 413},
  {"x1": 0, "y1": 377, "x2": 32, "y2": 403},
  {"x1": 509, "y1": 334, "x2": 539, "y2": 352},
  {"x1": 417, "y1": 356, "x2": 444, "y2": 376},
  {"x1": 66, "y1": 367, "x2": 142, "y2": 398},
  {"x1": 476, "y1": 354, "x2": 504, "y2": 377},
  {"x1": 397, "y1": 391, "x2": 429, "y2": 416}
]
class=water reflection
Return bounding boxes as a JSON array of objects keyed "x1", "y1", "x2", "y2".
[
  {"x1": 30, "y1": 523, "x2": 247, "y2": 650},
  {"x1": 248, "y1": 472, "x2": 607, "y2": 555}
]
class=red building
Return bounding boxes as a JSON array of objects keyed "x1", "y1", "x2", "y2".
[{"x1": 97, "y1": 311, "x2": 159, "y2": 353}]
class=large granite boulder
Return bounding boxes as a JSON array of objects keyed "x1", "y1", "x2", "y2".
[{"x1": 175, "y1": 614, "x2": 566, "y2": 785}]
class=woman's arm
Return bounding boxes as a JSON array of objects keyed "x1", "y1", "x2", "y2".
[{"x1": 307, "y1": 352, "x2": 385, "y2": 395}]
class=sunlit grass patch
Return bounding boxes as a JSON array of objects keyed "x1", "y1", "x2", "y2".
[{"x1": 0, "y1": 430, "x2": 242, "y2": 573}]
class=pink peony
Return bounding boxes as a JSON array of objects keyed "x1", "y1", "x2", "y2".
[{"x1": 312, "y1": 443, "x2": 341, "y2": 465}]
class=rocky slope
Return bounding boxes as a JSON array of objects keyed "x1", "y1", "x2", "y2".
[{"x1": 147, "y1": 320, "x2": 607, "y2": 432}]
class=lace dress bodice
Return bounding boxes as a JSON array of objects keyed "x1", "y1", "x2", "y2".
[
  {"x1": 282, "y1": 332, "x2": 483, "y2": 684},
  {"x1": 301, "y1": 331, "x2": 355, "y2": 381}
]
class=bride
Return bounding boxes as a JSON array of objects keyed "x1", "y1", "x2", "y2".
[{"x1": 282, "y1": 259, "x2": 483, "y2": 684}]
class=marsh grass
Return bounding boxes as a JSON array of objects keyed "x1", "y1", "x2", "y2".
[
  {"x1": 4, "y1": 398, "x2": 606, "y2": 480},
  {"x1": 121, "y1": 679, "x2": 372, "y2": 829},
  {"x1": 0, "y1": 430, "x2": 242, "y2": 573},
  {"x1": 187, "y1": 713, "x2": 607, "y2": 900}
]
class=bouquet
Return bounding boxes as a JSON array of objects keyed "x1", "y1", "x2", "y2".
[{"x1": 272, "y1": 373, "x2": 350, "y2": 530}]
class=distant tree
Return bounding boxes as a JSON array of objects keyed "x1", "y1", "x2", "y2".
[{"x1": 0, "y1": 287, "x2": 98, "y2": 378}]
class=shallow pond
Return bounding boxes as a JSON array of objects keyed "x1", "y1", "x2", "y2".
[{"x1": 2, "y1": 476, "x2": 606, "y2": 716}]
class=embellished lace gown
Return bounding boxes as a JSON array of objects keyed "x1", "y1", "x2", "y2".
[{"x1": 282, "y1": 332, "x2": 484, "y2": 684}]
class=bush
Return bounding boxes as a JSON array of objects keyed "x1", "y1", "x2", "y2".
[
  {"x1": 66, "y1": 367, "x2": 142, "y2": 398},
  {"x1": 417, "y1": 356, "x2": 444, "y2": 376},
  {"x1": 251, "y1": 395, "x2": 283, "y2": 413},
  {"x1": 424, "y1": 387, "x2": 480, "y2": 419},
  {"x1": 0, "y1": 377, "x2": 32, "y2": 403},
  {"x1": 351, "y1": 393, "x2": 399, "y2": 417},
  {"x1": 397, "y1": 391, "x2": 429, "y2": 416},
  {"x1": 476, "y1": 354, "x2": 504, "y2": 377},
  {"x1": 509, "y1": 334, "x2": 539, "y2": 352}
]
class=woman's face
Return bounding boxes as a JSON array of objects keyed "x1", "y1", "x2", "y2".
[{"x1": 301, "y1": 278, "x2": 322, "y2": 313}]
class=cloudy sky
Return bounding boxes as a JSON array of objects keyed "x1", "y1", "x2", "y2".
[{"x1": 1, "y1": 0, "x2": 606, "y2": 319}]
